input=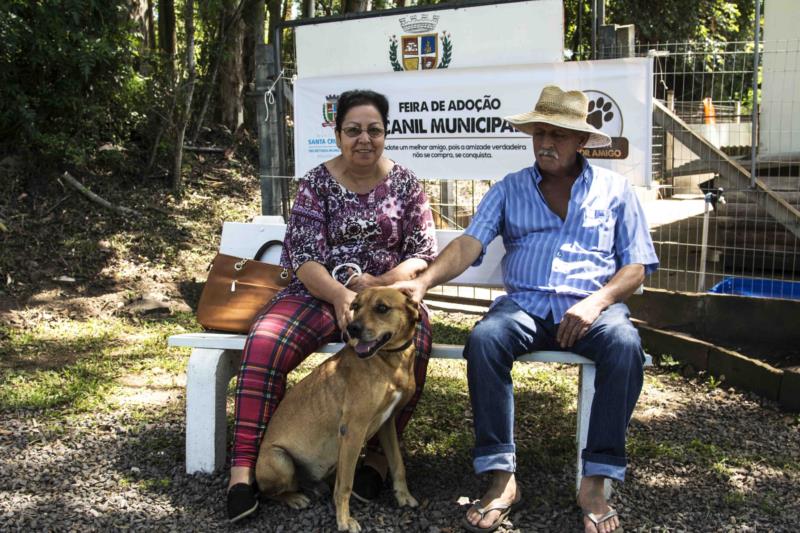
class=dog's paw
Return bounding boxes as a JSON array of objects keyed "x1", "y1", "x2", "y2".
[
  {"x1": 395, "y1": 490, "x2": 419, "y2": 508},
  {"x1": 337, "y1": 517, "x2": 362, "y2": 532},
  {"x1": 279, "y1": 491, "x2": 310, "y2": 509}
]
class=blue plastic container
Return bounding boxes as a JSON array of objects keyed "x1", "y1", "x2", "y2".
[{"x1": 708, "y1": 276, "x2": 800, "y2": 300}]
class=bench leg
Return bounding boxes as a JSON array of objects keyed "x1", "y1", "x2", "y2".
[
  {"x1": 185, "y1": 348, "x2": 240, "y2": 474},
  {"x1": 576, "y1": 365, "x2": 612, "y2": 499}
]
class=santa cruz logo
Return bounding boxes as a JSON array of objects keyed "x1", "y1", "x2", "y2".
[
  {"x1": 322, "y1": 94, "x2": 339, "y2": 128},
  {"x1": 389, "y1": 14, "x2": 452, "y2": 71},
  {"x1": 580, "y1": 90, "x2": 629, "y2": 160}
]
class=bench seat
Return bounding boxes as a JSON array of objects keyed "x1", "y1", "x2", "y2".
[{"x1": 169, "y1": 219, "x2": 651, "y2": 495}]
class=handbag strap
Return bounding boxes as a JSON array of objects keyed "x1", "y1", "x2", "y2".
[{"x1": 253, "y1": 240, "x2": 284, "y2": 261}]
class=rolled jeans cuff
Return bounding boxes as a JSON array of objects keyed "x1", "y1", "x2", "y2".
[
  {"x1": 473, "y1": 444, "x2": 516, "y2": 474},
  {"x1": 581, "y1": 451, "x2": 627, "y2": 482}
]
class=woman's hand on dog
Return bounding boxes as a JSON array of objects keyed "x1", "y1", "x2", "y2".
[
  {"x1": 345, "y1": 270, "x2": 380, "y2": 293},
  {"x1": 333, "y1": 288, "x2": 357, "y2": 331}
]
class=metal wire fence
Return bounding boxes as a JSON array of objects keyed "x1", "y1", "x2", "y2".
[
  {"x1": 266, "y1": 32, "x2": 800, "y2": 301},
  {"x1": 644, "y1": 39, "x2": 800, "y2": 298}
]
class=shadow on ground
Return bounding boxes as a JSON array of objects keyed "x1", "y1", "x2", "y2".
[{"x1": 0, "y1": 365, "x2": 797, "y2": 532}]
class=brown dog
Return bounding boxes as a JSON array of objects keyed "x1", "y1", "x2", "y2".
[{"x1": 255, "y1": 287, "x2": 421, "y2": 532}]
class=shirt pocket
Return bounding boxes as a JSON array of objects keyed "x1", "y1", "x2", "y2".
[{"x1": 581, "y1": 209, "x2": 614, "y2": 252}]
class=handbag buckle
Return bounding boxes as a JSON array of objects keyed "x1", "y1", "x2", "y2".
[
  {"x1": 234, "y1": 259, "x2": 247, "y2": 271},
  {"x1": 280, "y1": 268, "x2": 289, "y2": 280}
]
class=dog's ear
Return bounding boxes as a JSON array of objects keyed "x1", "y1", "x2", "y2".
[{"x1": 404, "y1": 293, "x2": 420, "y2": 323}]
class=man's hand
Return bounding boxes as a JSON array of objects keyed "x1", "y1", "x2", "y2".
[
  {"x1": 557, "y1": 263, "x2": 644, "y2": 348},
  {"x1": 556, "y1": 296, "x2": 606, "y2": 348},
  {"x1": 391, "y1": 278, "x2": 428, "y2": 304}
]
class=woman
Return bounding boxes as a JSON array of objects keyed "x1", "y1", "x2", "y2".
[{"x1": 227, "y1": 89, "x2": 437, "y2": 522}]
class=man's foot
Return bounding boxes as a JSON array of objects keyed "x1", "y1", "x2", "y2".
[
  {"x1": 578, "y1": 476, "x2": 620, "y2": 533},
  {"x1": 464, "y1": 471, "x2": 521, "y2": 531}
]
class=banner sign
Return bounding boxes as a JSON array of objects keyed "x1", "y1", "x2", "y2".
[
  {"x1": 293, "y1": 58, "x2": 653, "y2": 185},
  {"x1": 294, "y1": 0, "x2": 563, "y2": 78}
]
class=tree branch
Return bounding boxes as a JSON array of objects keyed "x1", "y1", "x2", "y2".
[{"x1": 60, "y1": 172, "x2": 143, "y2": 217}]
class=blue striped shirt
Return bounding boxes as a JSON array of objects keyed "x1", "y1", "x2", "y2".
[{"x1": 464, "y1": 156, "x2": 659, "y2": 323}]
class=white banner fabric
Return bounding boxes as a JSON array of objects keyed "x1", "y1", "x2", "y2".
[
  {"x1": 293, "y1": 58, "x2": 654, "y2": 186},
  {"x1": 295, "y1": 0, "x2": 563, "y2": 78}
]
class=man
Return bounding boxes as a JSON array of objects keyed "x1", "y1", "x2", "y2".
[{"x1": 396, "y1": 85, "x2": 658, "y2": 533}]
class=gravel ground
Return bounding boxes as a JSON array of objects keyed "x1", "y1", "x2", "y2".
[{"x1": 0, "y1": 365, "x2": 798, "y2": 533}]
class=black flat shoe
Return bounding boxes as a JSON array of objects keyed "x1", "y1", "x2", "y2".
[
  {"x1": 227, "y1": 482, "x2": 259, "y2": 522},
  {"x1": 352, "y1": 465, "x2": 385, "y2": 502}
]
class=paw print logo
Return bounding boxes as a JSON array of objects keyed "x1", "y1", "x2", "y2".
[
  {"x1": 587, "y1": 97, "x2": 613, "y2": 130},
  {"x1": 583, "y1": 90, "x2": 623, "y2": 137}
]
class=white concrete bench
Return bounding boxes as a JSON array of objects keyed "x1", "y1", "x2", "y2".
[{"x1": 168, "y1": 218, "x2": 651, "y2": 494}]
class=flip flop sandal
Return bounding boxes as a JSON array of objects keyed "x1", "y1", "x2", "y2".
[
  {"x1": 584, "y1": 507, "x2": 623, "y2": 533},
  {"x1": 462, "y1": 498, "x2": 524, "y2": 533}
]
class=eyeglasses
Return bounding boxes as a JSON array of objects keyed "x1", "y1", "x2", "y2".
[{"x1": 341, "y1": 126, "x2": 386, "y2": 139}]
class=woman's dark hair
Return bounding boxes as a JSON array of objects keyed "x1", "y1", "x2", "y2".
[{"x1": 335, "y1": 90, "x2": 390, "y2": 132}]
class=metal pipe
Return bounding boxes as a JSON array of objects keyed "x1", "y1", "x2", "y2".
[
  {"x1": 697, "y1": 199, "x2": 711, "y2": 292},
  {"x1": 591, "y1": 0, "x2": 597, "y2": 59},
  {"x1": 750, "y1": 0, "x2": 761, "y2": 188}
]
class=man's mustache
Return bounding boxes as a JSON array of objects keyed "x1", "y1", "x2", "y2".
[{"x1": 537, "y1": 148, "x2": 558, "y2": 159}]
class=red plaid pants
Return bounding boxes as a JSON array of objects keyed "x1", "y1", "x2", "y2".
[{"x1": 231, "y1": 293, "x2": 432, "y2": 468}]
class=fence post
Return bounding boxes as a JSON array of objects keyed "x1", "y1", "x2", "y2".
[
  {"x1": 256, "y1": 43, "x2": 283, "y2": 216},
  {"x1": 664, "y1": 90, "x2": 675, "y2": 198},
  {"x1": 439, "y1": 181, "x2": 456, "y2": 228},
  {"x1": 750, "y1": 0, "x2": 761, "y2": 188}
]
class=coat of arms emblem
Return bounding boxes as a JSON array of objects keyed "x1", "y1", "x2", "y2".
[
  {"x1": 389, "y1": 15, "x2": 452, "y2": 71},
  {"x1": 322, "y1": 94, "x2": 338, "y2": 128}
]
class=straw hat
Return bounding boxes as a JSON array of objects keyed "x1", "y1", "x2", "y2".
[{"x1": 504, "y1": 85, "x2": 612, "y2": 148}]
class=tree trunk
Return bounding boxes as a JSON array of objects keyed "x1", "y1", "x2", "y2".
[
  {"x1": 129, "y1": 0, "x2": 154, "y2": 74},
  {"x1": 129, "y1": 0, "x2": 150, "y2": 50},
  {"x1": 218, "y1": 0, "x2": 246, "y2": 131},
  {"x1": 146, "y1": 0, "x2": 156, "y2": 52},
  {"x1": 173, "y1": 0, "x2": 197, "y2": 196},
  {"x1": 158, "y1": 0, "x2": 177, "y2": 58},
  {"x1": 244, "y1": 0, "x2": 264, "y2": 84},
  {"x1": 344, "y1": 0, "x2": 370, "y2": 13},
  {"x1": 190, "y1": 14, "x2": 224, "y2": 145},
  {"x1": 267, "y1": 0, "x2": 282, "y2": 44},
  {"x1": 243, "y1": 0, "x2": 265, "y2": 131},
  {"x1": 193, "y1": 1, "x2": 251, "y2": 143},
  {"x1": 302, "y1": 0, "x2": 315, "y2": 18}
]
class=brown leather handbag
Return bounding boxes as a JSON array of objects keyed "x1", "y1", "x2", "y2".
[{"x1": 196, "y1": 240, "x2": 291, "y2": 333}]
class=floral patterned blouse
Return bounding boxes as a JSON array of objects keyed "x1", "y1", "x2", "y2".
[{"x1": 278, "y1": 163, "x2": 437, "y2": 297}]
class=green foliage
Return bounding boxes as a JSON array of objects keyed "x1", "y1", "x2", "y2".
[
  {"x1": 607, "y1": 0, "x2": 755, "y2": 45},
  {"x1": 563, "y1": 0, "x2": 593, "y2": 60},
  {"x1": 706, "y1": 373, "x2": 723, "y2": 390},
  {"x1": 0, "y1": 0, "x2": 148, "y2": 168},
  {"x1": 564, "y1": 0, "x2": 756, "y2": 60}
]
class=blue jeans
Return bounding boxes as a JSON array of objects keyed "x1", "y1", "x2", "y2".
[{"x1": 464, "y1": 298, "x2": 644, "y2": 482}]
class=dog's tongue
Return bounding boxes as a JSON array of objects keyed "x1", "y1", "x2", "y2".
[{"x1": 354, "y1": 339, "x2": 378, "y2": 356}]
